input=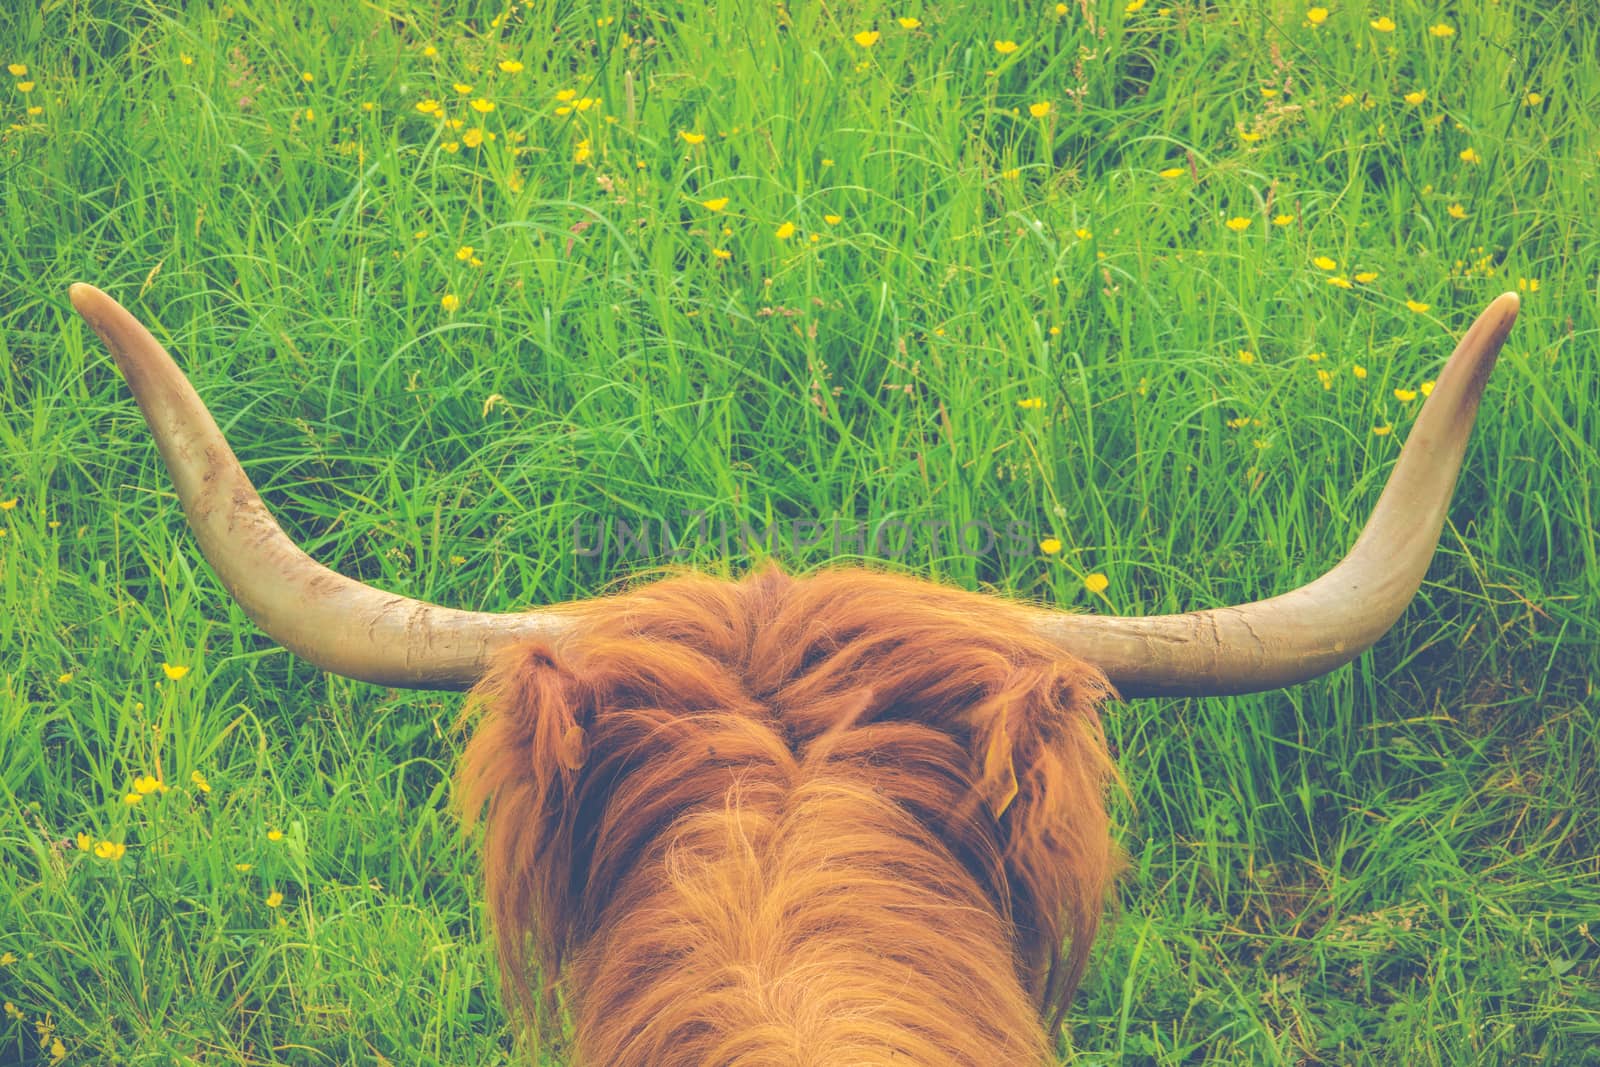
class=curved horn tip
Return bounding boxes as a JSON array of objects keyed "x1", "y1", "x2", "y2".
[
  {"x1": 69, "y1": 281, "x2": 109, "y2": 313},
  {"x1": 1487, "y1": 290, "x2": 1520, "y2": 320},
  {"x1": 69, "y1": 283, "x2": 129, "y2": 331}
]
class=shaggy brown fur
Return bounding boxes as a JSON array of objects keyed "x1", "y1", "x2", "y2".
[{"x1": 459, "y1": 566, "x2": 1120, "y2": 1065}]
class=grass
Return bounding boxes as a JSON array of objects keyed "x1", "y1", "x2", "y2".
[{"x1": 1, "y1": 0, "x2": 1596, "y2": 1062}]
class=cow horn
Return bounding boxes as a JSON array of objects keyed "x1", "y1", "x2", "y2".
[
  {"x1": 72, "y1": 283, "x2": 567, "y2": 690},
  {"x1": 1032, "y1": 292, "x2": 1519, "y2": 697}
]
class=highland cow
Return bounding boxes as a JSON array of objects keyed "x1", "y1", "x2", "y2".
[{"x1": 72, "y1": 283, "x2": 1518, "y2": 1065}]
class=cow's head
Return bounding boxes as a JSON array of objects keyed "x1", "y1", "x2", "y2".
[{"x1": 72, "y1": 283, "x2": 1517, "y2": 1062}]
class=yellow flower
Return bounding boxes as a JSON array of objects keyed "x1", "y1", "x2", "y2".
[
  {"x1": 300, "y1": 71, "x2": 314, "y2": 84},
  {"x1": 679, "y1": 130, "x2": 706, "y2": 145},
  {"x1": 1074, "y1": 227, "x2": 1092, "y2": 240},
  {"x1": 1272, "y1": 214, "x2": 1295, "y2": 226},
  {"x1": 1084, "y1": 573, "x2": 1109, "y2": 594},
  {"x1": 134, "y1": 774, "x2": 163, "y2": 795},
  {"x1": 1428, "y1": 22, "x2": 1455, "y2": 37},
  {"x1": 421, "y1": 45, "x2": 438, "y2": 57},
  {"x1": 1225, "y1": 216, "x2": 1251, "y2": 231},
  {"x1": 1017, "y1": 397, "x2": 1044, "y2": 410},
  {"x1": 266, "y1": 891, "x2": 284, "y2": 908},
  {"x1": 896, "y1": 17, "x2": 921, "y2": 29},
  {"x1": 451, "y1": 82, "x2": 473, "y2": 96},
  {"x1": 124, "y1": 791, "x2": 143, "y2": 805},
  {"x1": 556, "y1": 89, "x2": 577, "y2": 102},
  {"x1": 441, "y1": 293, "x2": 460, "y2": 312},
  {"x1": 1126, "y1": 0, "x2": 1147, "y2": 11},
  {"x1": 1307, "y1": 7, "x2": 1328, "y2": 26},
  {"x1": 1354, "y1": 271, "x2": 1378, "y2": 283},
  {"x1": 1525, "y1": 91, "x2": 1543, "y2": 106},
  {"x1": 1459, "y1": 147, "x2": 1481, "y2": 164},
  {"x1": 1419, "y1": 380, "x2": 1435, "y2": 396},
  {"x1": 1517, "y1": 277, "x2": 1541, "y2": 292},
  {"x1": 1000, "y1": 167, "x2": 1021, "y2": 180},
  {"x1": 1238, "y1": 350, "x2": 1256, "y2": 365},
  {"x1": 455, "y1": 245, "x2": 475, "y2": 261},
  {"x1": 1327, "y1": 275, "x2": 1353, "y2": 289},
  {"x1": 180, "y1": 54, "x2": 194, "y2": 66},
  {"x1": 1238, "y1": 128, "x2": 1262, "y2": 143},
  {"x1": 1403, "y1": 90, "x2": 1426, "y2": 106},
  {"x1": 462, "y1": 128, "x2": 483, "y2": 148},
  {"x1": 414, "y1": 98, "x2": 441, "y2": 114},
  {"x1": 712, "y1": 248, "x2": 732, "y2": 260},
  {"x1": 1394, "y1": 388, "x2": 1418, "y2": 401},
  {"x1": 190, "y1": 769, "x2": 211, "y2": 793},
  {"x1": 854, "y1": 30, "x2": 881, "y2": 47},
  {"x1": 57, "y1": 671, "x2": 72, "y2": 683},
  {"x1": 3, "y1": 1001, "x2": 20, "y2": 1021},
  {"x1": 267, "y1": 828, "x2": 284, "y2": 842},
  {"x1": 360, "y1": 101, "x2": 375, "y2": 111},
  {"x1": 1372, "y1": 425, "x2": 1393, "y2": 436},
  {"x1": 1315, "y1": 369, "x2": 1334, "y2": 390},
  {"x1": 6, "y1": 64, "x2": 25, "y2": 77},
  {"x1": 1305, "y1": 352, "x2": 1324, "y2": 362},
  {"x1": 162, "y1": 662, "x2": 189, "y2": 680},
  {"x1": 94, "y1": 841, "x2": 126, "y2": 860},
  {"x1": 1405, "y1": 299, "x2": 1431, "y2": 313},
  {"x1": 234, "y1": 863, "x2": 252, "y2": 872},
  {"x1": 1313, "y1": 256, "x2": 1337, "y2": 270},
  {"x1": 498, "y1": 60, "x2": 525, "y2": 73},
  {"x1": 775, "y1": 221, "x2": 797, "y2": 239},
  {"x1": 1370, "y1": 16, "x2": 1395, "y2": 31},
  {"x1": 700, "y1": 197, "x2": 730, "y2": 211},
  {"x1": 1447, "y1": 202, "x2": 1468, "y2": 219},
  {"x1": 1029, "y1": 101, "x2": 1051, "y2": 118},
  {"x1": 823, "y1": 214, "x2": 842, "y2": 224},
  {"x1": 1352, "y1": 364, "x2": 1368, "y2": 379},
  {"x1": 76, "y1": 832, "x2": 92, "y2": 851},
  {"x1": 1039, "y1": 538, "x2": 1062, "y2": 555},
  {"x1": 470, "y1": 98, "x2": 494, "y2": 113},
  {"x1": 994, "y1": 40, "x2": 1019, "y2": 54},
  {"x1": 1159, "y1": 166, "x2": 1185, "y2": 178}
]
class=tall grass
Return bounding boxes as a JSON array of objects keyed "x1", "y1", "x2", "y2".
[{"x1": 2, "y1": 1, "x2": 1596, "y2": 1062}]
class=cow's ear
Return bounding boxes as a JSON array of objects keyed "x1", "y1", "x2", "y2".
[
  {"x1": 458, "y1": 642, "x2": 592, "y2": 1033},
  {"x1": 970, "y1": 662, "x2": 1120, "y2": 1015}
]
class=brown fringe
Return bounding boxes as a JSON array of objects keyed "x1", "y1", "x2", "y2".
[{"x1": 459, "y1": 565, "x2": 1120, "y2": 1065}]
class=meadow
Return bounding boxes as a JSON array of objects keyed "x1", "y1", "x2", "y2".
[{"x1": 2, "y1": 0, "x2": 1597, "y2": 1062}]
